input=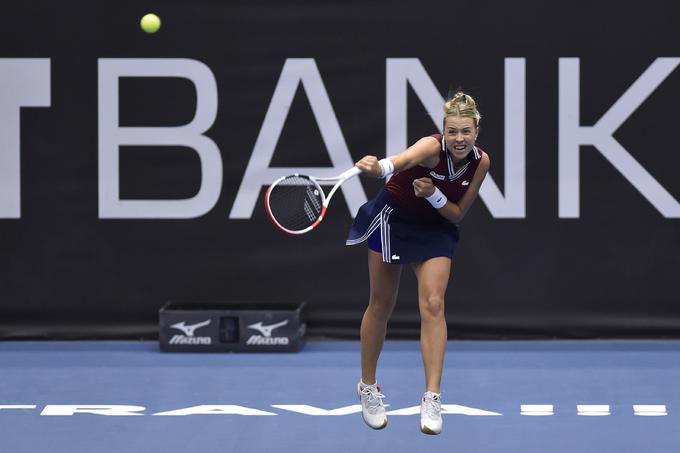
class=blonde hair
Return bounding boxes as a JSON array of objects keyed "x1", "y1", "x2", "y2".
[{"x1": 443, "y1": 91, "x2": 481, "y2": 127}]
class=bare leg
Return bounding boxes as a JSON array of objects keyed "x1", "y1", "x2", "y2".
[
  {"x1": 360, "y1": 250, "x2": 402, "y2": 384},
  {"x1": 411, "y1": 257, "x2": 451, "y2": 393}
]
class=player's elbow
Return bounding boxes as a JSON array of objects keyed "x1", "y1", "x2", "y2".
[
  {"x1": 441, "y1": 204, "x2": 464, "y2": 224},
  {"x1": 449, "y1": 213, "x2": 464, "y2": 224}
]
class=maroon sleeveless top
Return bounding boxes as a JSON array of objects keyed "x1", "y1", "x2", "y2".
[{"x1": 386, "y1": 134, "x2": 485, "y2": 223}]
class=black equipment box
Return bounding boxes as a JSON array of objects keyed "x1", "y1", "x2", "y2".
[{"x1": 159, "y1": 302, "x2": 306, "y2": 352}]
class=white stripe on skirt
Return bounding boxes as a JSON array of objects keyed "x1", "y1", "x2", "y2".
[
  {"x1": 346, "y1": 205, "x2": 391, "y2": 245},
  {"x1": 381, "y1": 206, "x2": 393, "y2": 263}
]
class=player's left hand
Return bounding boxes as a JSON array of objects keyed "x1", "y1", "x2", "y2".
[{"x1": 413, "y1": 177, "x2": 435, "y2": 198}]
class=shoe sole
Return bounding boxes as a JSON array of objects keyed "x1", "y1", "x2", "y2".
[
  {"x1": 420, "y1": 425, "x2": 441, "y2": 435},
  {"x1": 365, "y1": 417, "x2": 387, "y2": 430}
]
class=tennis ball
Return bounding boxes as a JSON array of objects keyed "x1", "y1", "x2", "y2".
[{"x1": 140, "y1": 13, "x2": 161, "y2": 34}]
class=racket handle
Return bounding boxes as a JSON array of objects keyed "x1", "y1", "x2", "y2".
[{"x1": 339, "y1": 166, "x2": 362, "y2": 180}]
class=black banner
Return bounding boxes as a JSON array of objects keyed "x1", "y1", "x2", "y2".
[{"x1": 1, "y1": 0, "x2": 679, "y2": 338}]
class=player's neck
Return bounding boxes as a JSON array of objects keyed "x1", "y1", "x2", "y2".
[{"x1": 450, "y1": 151, "x2": 467, "y2": 167}]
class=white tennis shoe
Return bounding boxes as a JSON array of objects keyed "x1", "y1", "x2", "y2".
[
  {"x1": 420, "y1": 391, "x2": 442, "y2": 435},
  {"x1": 357, "y1": 381, "x2": 387, "y2": 429}
]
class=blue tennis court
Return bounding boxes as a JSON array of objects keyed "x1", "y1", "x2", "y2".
[{"x1": 2, "y1": 340, "x2": 679, "y2": 452}]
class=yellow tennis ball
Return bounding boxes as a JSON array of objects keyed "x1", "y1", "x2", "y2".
[{"x1": 140, "y1": 13, "x2": 161, "y2": 34}]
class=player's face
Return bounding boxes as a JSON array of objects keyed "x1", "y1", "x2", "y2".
[{"x1": 444, "y1": 116, "x2": 478, "y2": 161}]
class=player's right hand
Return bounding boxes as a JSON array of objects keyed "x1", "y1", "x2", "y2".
[{"x1": 355, "y1": 155, "x2": 383, "y2": 178}]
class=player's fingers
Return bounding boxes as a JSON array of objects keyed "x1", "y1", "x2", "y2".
[
  {"x1": 356, "y1": 156, "x2": 381, "y2": 177},
  {"x1": 413, "y1": 178, "x2": 435, "y2": 197},
  {"x1": 355, "y1": 156, "x2": 372, "y2": 168}
]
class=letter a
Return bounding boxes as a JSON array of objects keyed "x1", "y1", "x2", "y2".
[{"x1": 230, "y1": 59, "x2": 366, "y2": 219}]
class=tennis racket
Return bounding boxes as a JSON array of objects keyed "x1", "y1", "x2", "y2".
[{"x1": 265, "y1": 166, "x2": 362, "y2": 235}]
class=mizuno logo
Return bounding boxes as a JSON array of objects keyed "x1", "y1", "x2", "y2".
[
  {"x1": 462, "y1": 180, "x2": 470, "y2": 186},
  {"x1": 429, "y1": 171, "x2": 446, "y2": 180},
  {"x1": 170, "y1": 320, "x2": 211, "y2": 337},
  {"x1": 247, "y1": 320, "x2": 288, "y2": 337},
  {"x1": 246, "y1": 336, "x2": 289, "y2": 345},
  {"x1": 246, "y1": 320, "x2": 290, "y2": 346},
  {"x1": 169, "y1": 320, "x2": 213, "y2": 345}
]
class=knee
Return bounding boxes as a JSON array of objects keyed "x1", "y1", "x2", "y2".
[
  {"x1": 368, "y1": 293, "x2": 397, "y2": 319},
  {"x1": 420, "y1": 294, "x2": 445, "y2": 320}
]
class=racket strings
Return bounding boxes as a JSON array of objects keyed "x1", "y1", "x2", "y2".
[
  {"x1": 267, "y1": 176, "x2": 324, "y2": 232},
  {"x1": 306, "y1": 186, "x2": 322, "y2": 212}
]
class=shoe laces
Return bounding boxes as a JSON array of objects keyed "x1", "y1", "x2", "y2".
[
  {"x1": 360, "y1": 384, "x2": 385, "y2": 414},
  {"x1": 422, "y1": 391, "x2": 441, "y2": 419}
]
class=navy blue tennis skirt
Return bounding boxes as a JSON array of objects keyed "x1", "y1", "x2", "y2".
[{"x1": 346, "y1": 188, "x2": 460, "y2": 264}]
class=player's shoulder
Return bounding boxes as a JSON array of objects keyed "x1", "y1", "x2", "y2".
[
  {"x1": 419, "y1": 134, "x2": 442, "y2": 147},
  {"x1": 412, "y1": 134, "x2": 442, "y2": 154},
  {"x1": 476, "y1": 147, "x2": 490, "y2": 170},
  {"x1": 422, "y1": 134, "x2": 443, "y2": 150}
]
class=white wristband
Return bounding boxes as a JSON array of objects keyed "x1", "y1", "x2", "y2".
[
  {"x1": 378, "y1": 158, "x2": 394, "y2": 178},
  {"x1": 425, "y1": 187, "x2": 448, "y2": 209}
]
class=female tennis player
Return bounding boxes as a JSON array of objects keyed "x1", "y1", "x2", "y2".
[{"x1": 347, "y1": 91, "x2": 490, "y2": 434}]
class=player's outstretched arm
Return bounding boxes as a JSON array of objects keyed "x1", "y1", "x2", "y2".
[{"x1": 355, "y1": 136, "x2": 441, "y2": 177}]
